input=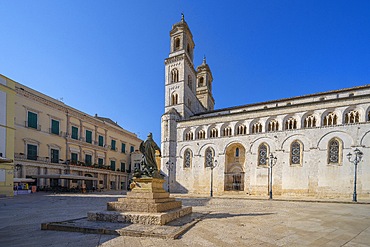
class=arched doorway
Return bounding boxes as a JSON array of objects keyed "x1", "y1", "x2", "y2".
[{"x1": 224, "y1": 143, "x2": 245, "y2": 191}]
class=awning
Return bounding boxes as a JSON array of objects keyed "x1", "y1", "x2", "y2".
[
  {"x1": 14, "y1": 178, "x2": 35, "y2": 183},
  {"x1": 30, "y1": 174, "x2": 98, "y2": 181}
]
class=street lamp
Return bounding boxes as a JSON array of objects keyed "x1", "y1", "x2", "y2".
[
  {"x1": 267, "y1": 153, "x2": 277, "y2": 200},
  {"x1": 347, "y1": 148, "x2": 363, "y2": 202},
  {"x1": 165, "y1": 161, "x2": 173, "y2": 193},
  {"x1": 210, "y1": 159, "x2": 218, "y2": 197}
]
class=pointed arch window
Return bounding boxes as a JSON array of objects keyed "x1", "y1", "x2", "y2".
[
  {"x1": 210, "y1": 128, "x2": 218, "y2": 138},
  {"x1": 205, "y1": 147, "x2": 215, "y2": 168},
  {"x1": 171, "y1": 69, "x2": 179, "y2": 83},
  {"x1": 323, "y1": 112, "x2": 338, "y2": 126},
  {"x1": 236, "y1": 124, "x2": 246, "y2": 135},
  {"x1": 285, "y1": 117, "x2": 297, "y2": 130},
  {"x1": 171, "y1": 93, "x2": 178, "y2": 105},
  {"x1": 258, "y1": 143, "x2": 268, "y2": 166},
  {"x1": 223, "y1": 127, "x2": 232, "y2": 137},
  {"x1": 328, "y1": 138, "x2": 342, "y2": 165},
  {"x1": 184, "y1": 149, "x2": 192, "y2": 168},
  {"x1": 252, "y1": 122, "x2": 262, "y2": 134},
  {"x1": 304, "y1": 115, "x2": 317, "y2": 128},
  {"x1": 345, "y1": 110, "x2": 360, "y2": 124},
  {"x1": 290, "y1": 141, "x2": 302, "y2": 166},
  {"x1": 197, "y1": 130, "x2": 205, "y2": 140},
  {"x1": 267, "y1": 120, "x2": 279, "y2": 132}
]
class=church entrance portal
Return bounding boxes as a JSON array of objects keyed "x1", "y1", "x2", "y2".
[{"x1": 224, "y1": 144, "x2": 245, "y2": 191}]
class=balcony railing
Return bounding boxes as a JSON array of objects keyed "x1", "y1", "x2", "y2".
[
  {"x1": 25, "y1": 121, "x2": 41, "y2": 131},
  {"x1": 14, "y1": 154, "x2": 127, "y2": 173},
  {"x1": 15, "y1": 153, "x2": 50, "y2": 163},
  {"x1": 49, "y1": 128, "x2": 62, "y2": 136}
]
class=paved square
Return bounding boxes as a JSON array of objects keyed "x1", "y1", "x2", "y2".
[{"x1": 1, "y1": 192, "x2": 370, "y2": 246}]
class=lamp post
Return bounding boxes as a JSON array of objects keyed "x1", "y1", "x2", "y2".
[
  {"x1": 165, "y1": 161, "x2": 173, "y2": 193},
  {"x1": 210, "y1": 160, "x2": 218, "y2": 197},
  {"x1": 347, "y1": 148, "x2": 363, "y2": 202},
  {"x1": 267, "y1": 153, "x2": 277, "y2": 200}
]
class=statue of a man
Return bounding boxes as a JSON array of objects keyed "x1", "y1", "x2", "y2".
[{"x1": 139, "y1": 133, "x2": 161, "y2": 177}]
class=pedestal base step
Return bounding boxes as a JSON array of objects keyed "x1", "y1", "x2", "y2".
[
  {"x1": 108, "y1": 200, "x2": 182, "y2": 213},
  {"x1": 88, "y1": 206, "x2": 192, "y2": 225}
]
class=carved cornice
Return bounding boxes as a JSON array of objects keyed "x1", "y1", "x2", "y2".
[
  {"x1": 15, "y1": 86, "x2": 140, "y2": 141},
  {"x1": 165, "y1": 54, "x2": 185, "y2": 65}
]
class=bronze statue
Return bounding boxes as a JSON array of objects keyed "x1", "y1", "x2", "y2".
[{"x1": 136, "y1": 133, "x2": 162, "y2": 178}]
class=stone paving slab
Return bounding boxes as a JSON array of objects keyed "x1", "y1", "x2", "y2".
[
  {"x1": 2, "y1": 192, "x2": 370, "y2": 246},
  {"x1": 41, "y1": 211, "x2": 206, "y2": 239}
]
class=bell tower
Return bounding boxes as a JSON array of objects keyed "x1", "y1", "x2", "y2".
[
  {"x1": 196, "y1": 57, "x2": 215, "y2": 111},
  {"x1": 164, "y1": 14, "x2": 196, "y2": 119}
]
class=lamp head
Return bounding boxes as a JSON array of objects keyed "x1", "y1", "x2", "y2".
[{"x1": 346, "y1": 153, "x2": 352, "y2": 161}]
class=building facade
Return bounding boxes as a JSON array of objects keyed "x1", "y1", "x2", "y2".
[
  {"x1": 0, "y1": 75, "x2": 15, "y2": 197},
  {"x1": 161, "y1": 18, "x2": 370, "y2": 198},
  {"x1": 2, "y1": 74, "x2": 142, "y2": 192}
]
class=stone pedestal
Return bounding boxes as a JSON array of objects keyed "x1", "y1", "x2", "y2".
[{"x1": 88, "y1": 177, "x2": 192, "y2": 225}]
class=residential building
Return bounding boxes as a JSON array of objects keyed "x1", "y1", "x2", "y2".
[
  {"x1": 0, "y1": 75, "x2": 15, "y2": 197},
  {"x1": 4, "y1": 74, "x2": 142, "y2": 192}
]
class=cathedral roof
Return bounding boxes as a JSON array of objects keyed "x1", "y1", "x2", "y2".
[{"x1": 187, "y1": 84, "x2": 370, "y2": 120}]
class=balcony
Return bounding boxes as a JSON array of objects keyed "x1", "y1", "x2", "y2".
[
  {"x1": 49, "y1": 128, "x2": 62, "y2": 136},
  {"x1": 15, "y1": 153, "x2": 51, "y2": 163},
  {"x1": 25, "y1": 121, "x2": 41, "y2": 131}
]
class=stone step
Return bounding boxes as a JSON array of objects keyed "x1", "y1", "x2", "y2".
[
  {"x1": 117, "y1": 197, "x2": 176, "y2": 204},
  {"x1": 127, "y1": 191, "x2": 170, "y2": 199},
  {"x1": 107, "y1": 200, "x2": 182, "y2": 213},
  {"x1": 88, "y1": 206, "x2": 192, "y2": 225}
]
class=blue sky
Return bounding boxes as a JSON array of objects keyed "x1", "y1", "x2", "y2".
[{"x1": 1, "y1": 1, "x2": 370, "y2": 143}]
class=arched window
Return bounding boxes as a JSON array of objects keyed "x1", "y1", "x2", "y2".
[
  {"x1": 210, "y1": 128, "x2": 218, "y2": 138},
  {"x1": 252, "y1": 122, "x2": 262, "y2": 134},
  {"x1": 345, "y1": 110, "x2": 360, "y2": 124},
  {"x1": 235, "y1": 148, "x2": 239, "y2": 157},
  {"x1": 205, "y1": 147, "x2": 214, "y2": 167},
  {"x1": 304, "y1": 115, "x2": 316, "y2": 128},
  {"x1": 174, "y1": 38, "x2": 180, "y2": 51},
  {"x1": 188, "y1": 75, "x2": 192, "y2": 89},
  {"x1": 236, "y1": 124, "x2": 246, "y2": 135},
  {"x1": 290, "y1": 141, "x2": 302, "y2": 166},
  {"x1": 197, "y1": 130, "x2": 205, "y2": 140},
  {"x1": 323, "y1": 112, "x2": 338, "y2": 126},
  {"x1": 285, "y1": 117, "x2": 297, "y2": 130},
  {"x1": 223, "y1": 127, "x2": 232, "y2": 136},
  {"x1": 258, "y1": 143, "x2": 268, "y2": 166},
  {"x1": 171, "y1": 69, "x2": 179, "y2": 83},
  {"x1": 198, "y1": 77, "x2": 204, "y2": 87},
  {"x1": 368, "y1": 111, "x2": 370, "y2": 121},
  {"x1": 328, "y1": 138, "x2": 342, "y2": 164},
  {"x1": 185, "y1": 131, "x2": 193, "y2": 141},
  {"x1": 171, "y1": 93, "x2": 178, "y2": 105},
  {"x1": 184, "y1": 149, "x2": 192, "y2": 168},
  {"x1": 267, "y1": 120, "x2": 279, "y2": 132}
]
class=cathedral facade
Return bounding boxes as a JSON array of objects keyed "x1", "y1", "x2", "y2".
[{"x1": 161, "y1": 17, "x2": 370, "y2": 198}]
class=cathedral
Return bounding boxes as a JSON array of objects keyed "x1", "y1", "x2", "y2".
[{"x1": 161, "y1": 16, "x2": 370, "y2": 199}]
